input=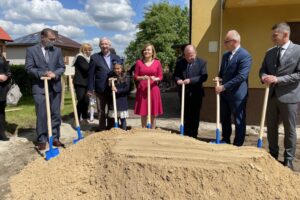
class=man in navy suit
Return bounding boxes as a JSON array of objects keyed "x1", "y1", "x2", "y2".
[
  {"x1": 25, "y1": 28, "x2": 65, "y2": 150},
  {"x1": 88, "y1": 37, "x2": 120, "y2": 131},
  {"x1": 174, "y1": 45, "x2": 208, "y2": 138},
  {"x1": 215, "y1": 30, "x2": 252, "y2": 146}
]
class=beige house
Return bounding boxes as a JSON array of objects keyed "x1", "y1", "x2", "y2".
[
  {"x1": 6, "y1": 31, "x2": 80, "y2": 74},
  {"x1": 191, "y1": 0, "x2": 300, "y2": 124}
]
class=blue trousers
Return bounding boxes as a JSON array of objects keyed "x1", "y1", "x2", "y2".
[{"x1": 220, "y1": 97, "x2": 247, "y2": 146}]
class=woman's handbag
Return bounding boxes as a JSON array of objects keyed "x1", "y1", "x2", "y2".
[{"x1": 6, "y1": 79, "x2": 22, "y2": 106}]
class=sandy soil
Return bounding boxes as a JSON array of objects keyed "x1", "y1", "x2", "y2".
[
  {"x1": 1, "y1": 92, "x2": 300, "y2": 199},
  {"x1": 6, "y1": 128, "x2": 300, "y2": 200}
]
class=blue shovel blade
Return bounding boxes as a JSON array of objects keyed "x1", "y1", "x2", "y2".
[
  {"x1": 114, "y1": 122, "x2": 119, "y2": 128},
  {"x1": 45, "y1": 136, "x2": 59, "y2": 161},
  {"x1": 180, "y1": 124, "x2": 184, "y2": 136},
  {"x1": 146, "y1": 123, "x2": 151, "y2": 129},
  {"x1": 210, "y1": 128, "x2": 225, "y2": 144},
  {"x1": 257, "y1": 138, "x2": 263, "y2": 148},
  {"x1": 73, "y1": 126, "x2": 84, "y2": 144}
]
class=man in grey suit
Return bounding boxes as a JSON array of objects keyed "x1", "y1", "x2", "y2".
[
  {"x1": 259, "y1": 22, "x2": 300, "y2": 170},
  {"x1": 25, "y1": 28, "x2": 65, "y2": 150}
]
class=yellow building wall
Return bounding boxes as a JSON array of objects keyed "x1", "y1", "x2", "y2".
[
  {"x1": 223, "y1": 5, "x2": 300, "y2": 88},
  {"x1": 192, "y1": 1, "x2": 300, "y2": 88},
  {"x1": 191, "y1": 0, "x2": 221, "y2": 87}
]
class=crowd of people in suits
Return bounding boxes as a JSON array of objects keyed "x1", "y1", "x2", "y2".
[{"x1": 0, "y1": 21, "x2": 299, "y2": 170}]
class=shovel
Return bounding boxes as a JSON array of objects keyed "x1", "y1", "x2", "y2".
[
  {"x1": 41, "y1": 77, "x2": 59, "y2": 161},
  {"x1": 180, "y1": 83, "x2": 185, "y2": 136},
  {"x1": 257, "y1": 85, "x2": 269, "y2": 148},
  {"x1": 211, "y1": 77, "x2": 225, "y2": 144},
  {"x1": 147, "y1": 77, "x2": 151, "y2": 129},
  {"x1": 110, "y1": 78, "x2": 119, "y2": 128},
  {"x1": 68, "y1": 75, "x2": 84, "y2": 144}
]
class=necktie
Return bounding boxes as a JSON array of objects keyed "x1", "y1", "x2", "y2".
[
  {"x1": 276, "y1": 47, "x2": 282, "y2": 68},
  {"x1": 228, "y1": 51, "x2": 232, "y2": 61},
  {"x1": 45, "y1": 48, "x2": 49, "y2": 63},
  {"x1": 186, "y1": 63, "x2": 191, "y2": 78}
]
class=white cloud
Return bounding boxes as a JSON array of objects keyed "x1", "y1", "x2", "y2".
[
  {"x1": 1, "y1": 0, "x2": 94, "y2": 27},
  {"x1": 0, "y1": 20, "x2": 85, "y2": 40},
  {"x1": 52, "y1": 25, "x2": 85, "y2": 38},
  {"x1": 85, "y1": 0, "x2": 136, "y2": 31},
  {"x1": 82, "y1": 30, "x2": 136, "y2": 57}
]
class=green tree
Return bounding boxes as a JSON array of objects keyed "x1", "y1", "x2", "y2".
[{"x1": 124, "y1": 1, "x2": 189, "y2": 71}]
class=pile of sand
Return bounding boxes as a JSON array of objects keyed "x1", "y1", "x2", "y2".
[{"x1": 8, "y1": 128, "x2": 300, "y2": 200}]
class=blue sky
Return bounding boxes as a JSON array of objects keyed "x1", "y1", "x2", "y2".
[{"x1": 0, "y1": 0, "x2": 189, "y2": 56}]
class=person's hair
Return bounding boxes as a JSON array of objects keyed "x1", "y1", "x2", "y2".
[
  {"x1": 110, "y1": 47, "x2": 116, "y2": 55},
  {"x1": 228, "y1": 30, "x2": 241, "y2": 42},
  {"x1": 41, "y1": 28, "x2": 56, "y2": 37},
  {"x1": 113, "y1": 63, "x2": 127, "y2": 84},
  {"x1": 99, "y1": 37, "x2": 111, "y2": 46},
  {"x1": 272, "y1": 22, "x2": 290, "y2": 35},
  {"x1": 79, "y1": 43, "x2": 92, "y2": 54},
  {"x1": 141, "y1": 43, "x2": 157, "y2": 59},
  {"x1": 184, "y1": 44, "x2": 197, "y2": 55}
]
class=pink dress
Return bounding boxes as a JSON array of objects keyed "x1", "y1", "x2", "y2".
[{"x1": 134, "y1": 59, "x2": 163, "y2": 116}]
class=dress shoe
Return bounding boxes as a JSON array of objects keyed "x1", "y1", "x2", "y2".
[
  {"x1": 221, "y1": 138, "x2": 230, "y2": 144},
  {"x1": 284, "y1": 159, "x2": 294, "y2": 171},
  {"x1": 52, "y1": 140, "x2": 64, "y2": 147},
  {"x1": 0, "y1": 136, "x2": 9, "y2": 141},
  {"x1": 0, "y1": 133, "x2": 10, "y2": 141},
  {"x1": 37, "y1": 143, "x2": 46, "y2": 151}
]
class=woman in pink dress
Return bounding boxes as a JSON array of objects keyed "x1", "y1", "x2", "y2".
[{"x1": 134, "y1": 44, "x2": 163, "y2": 129}]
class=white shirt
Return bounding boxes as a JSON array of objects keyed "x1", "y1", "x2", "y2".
[
  {"x1": 41, "y1": 46, "x2": 47, "y2": 57},
  {"x1": 103, "y1": 53, "x2": 111, "y2": 69},
  {"x1": 279, "y1": 40, "x2": 290, "y2": 58},
  {"x1": 229, "y1": 45, "x2": 240, "y2": 60}
]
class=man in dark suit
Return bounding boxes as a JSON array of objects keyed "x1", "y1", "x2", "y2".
[
  {"x1": 25, "y1": 28, "x2": 65, "y2": 150},
  {"x1": 174, "y1": 45, "x2": 208, "y2": 138},
  {"x1": 88, "y1": 37, "x2": 120, "y2": 131},
  {"x1": 259, "y1": 23, "x2": 300, "y2": 170},
  {"x1": 215, "y1": 30, "x2": 252, "y2": 146}
]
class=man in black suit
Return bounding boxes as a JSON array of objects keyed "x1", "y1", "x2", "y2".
[
  {"x1": 88, "y1": 37, "x2": 120, "y2": 131},
  {"x1": 174, "y1": 45, "x2": 208, "y2": 138},
  {"x1": 25, "y1": 28, "x2": 65, "y2": 150}
]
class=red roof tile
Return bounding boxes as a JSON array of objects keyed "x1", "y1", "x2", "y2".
[{"x1": 0, "y1": 27, "x2": 13, "y2": 42}]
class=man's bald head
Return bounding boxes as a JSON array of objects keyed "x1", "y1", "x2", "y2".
[
  {"x1": 184, "y1": 45, "x2": 197, "y2": 63},
  {"x1": 224, "y1": 30, "x2": 241, "y2": 51}
]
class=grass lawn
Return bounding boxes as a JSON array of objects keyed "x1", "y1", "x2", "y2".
[{"x1": 6, "y1": 92, "x2": 74, "y2": 133}]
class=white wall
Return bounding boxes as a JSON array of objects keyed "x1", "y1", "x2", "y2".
[{"x1": 6, "y1": 47, "x2": 26, "y2": 65}]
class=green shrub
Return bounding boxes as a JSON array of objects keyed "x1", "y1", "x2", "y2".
[{"x1": 9, "y1": 65, "x2": 32, "y2": 96}]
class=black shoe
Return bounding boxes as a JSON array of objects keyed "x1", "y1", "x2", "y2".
[
  {"x1": 221, "y1": 138, "x2": 230, "y2": 144},
  {"x1": 270, "y1": 153, "x2": 279, "y2": 160},
  {"x1": 284, "y1": 159, "x2": 294, "y2": 171},
  {"x1": 0, "y1": 134, "x2": 9, "y2": 141}
]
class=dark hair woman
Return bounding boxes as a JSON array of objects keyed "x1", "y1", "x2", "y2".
[{"x1": 0, "y1": 52, "x2": 11, "y2": 141}]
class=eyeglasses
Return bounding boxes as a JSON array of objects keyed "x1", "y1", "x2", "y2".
[
  {"x1": 48, "y1": 38, "x2": 57, "y2": 42},
  {"x1": 224, "y1": 39, "x2": 234, "y2": 44}
]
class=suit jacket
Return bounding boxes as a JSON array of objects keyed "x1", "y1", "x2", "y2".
[
  {"x1": 25, "y1": 44, "x2": 65, "y2": 94},
  {"x1": 73, "y1": 55, "x2": 89, "y2": 86},
  {"x1": 174, "y1": 57, "x2": 208, "y2": 97},
  {"x1": 0, "y1": 57, "x2": 11, "y2": 101},
  {"x1": 259, "y1": 42, "x2": 300, "y2": 103},
  {"x1": 219, "y1": 47, "x2": 252, "y2": 100},
  {"x1": 88, "y1": 52, "x2": 120, "y2": 94}
]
